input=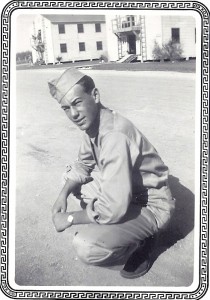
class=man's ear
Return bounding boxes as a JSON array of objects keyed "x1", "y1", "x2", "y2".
[{"x1": 92, "y1": 88, "x2": 100, "y2": 103}]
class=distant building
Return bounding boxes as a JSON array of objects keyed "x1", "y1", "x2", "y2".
[
  {"x1": 31, "y1": 14, "x2": 107, "y2": 64},
  {"x1": 30, "y1": 14, "x2": 196, "y2": 64},
  {"x1": 107, "y1": 15, "x2": 196, "y2": 61}
]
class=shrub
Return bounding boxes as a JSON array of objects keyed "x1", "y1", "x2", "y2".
[
  {"x1": 99, "y1": 54, "x2": 108, "y2": 63},
  {"x1": 152, "y1": 41, "x2": 163, "y2": 60},
  {"x1": 152, "y1": 40, "x2": 183, "y2": 61},
  {"x1": 56, "y1": 56, "x2": 62, "y2": 63},
  {"x1": 34, "y1": 58, "x2": 45, "y2": 65}
]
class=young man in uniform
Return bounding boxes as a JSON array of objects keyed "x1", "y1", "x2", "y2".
[{"x1": 48, "y1": 68, "x2": 175, "y2": 279}]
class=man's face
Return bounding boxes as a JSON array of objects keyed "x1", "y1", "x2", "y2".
[{"x1": 60, "y1": 84, "x2": 100, "y2": 132}]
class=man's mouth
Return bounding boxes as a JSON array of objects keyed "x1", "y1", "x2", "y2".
[{"x1": 75, "y1": 117, "x2": 85, "y2": 126}]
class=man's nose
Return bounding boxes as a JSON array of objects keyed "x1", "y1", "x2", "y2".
[{"x1": 70, "y1": 106, "x2": 79, "y2": 119}]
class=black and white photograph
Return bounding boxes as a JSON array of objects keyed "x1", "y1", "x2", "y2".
[{"x1": 0, "y1": 0, "x2": 209, "y2": 299}]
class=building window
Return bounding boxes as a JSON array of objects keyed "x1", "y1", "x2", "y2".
[
  {"x1": 60, "y1": 43, "x2": 67, "y2": 53},
  {"x1": 58, "y1": 24, "x2": 65, "y2": 34},
  {"x1": 171, "y1": 28, "x2": 180, "y2": 43},
  {"x1": 79, "y1": 42, "x2": 85, "y2": 51},
  {"x1": 95, "y1": 23, "x2": 101, "y2": 32},
  {"x1": 131, "y1": 16, "x2": 135, "y2": 26},
  {"x1": 77, "y1": 24, "x2": 84, "y2": 33},
  {"x1": 96, "y1": 41, "x2": 103, "y2": 50}
]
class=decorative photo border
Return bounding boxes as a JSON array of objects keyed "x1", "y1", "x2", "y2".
[{"x1": 1, "y1": 0, "x2": 209, "y2": 299}]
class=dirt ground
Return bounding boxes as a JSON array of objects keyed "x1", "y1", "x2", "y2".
[{"x1": 14, "y1": 68, "x2": 196, "y2": 287}]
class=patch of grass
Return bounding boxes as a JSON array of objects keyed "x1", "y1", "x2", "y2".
[
  {"x1": 91, "y1": 60, "x2": 196, "y2": 73},
  {"x1": 16, "y1": 59, "x2": 196, "y2": 73},
  {"x1": 16, "y1": 60, "x2": 100, "y2": 71}
]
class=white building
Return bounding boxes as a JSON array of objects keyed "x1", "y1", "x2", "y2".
[
  {"x1": 107, "y1": 15, "x2": 196, "y2": 62},
  {"x1": 30, "y1": 14, "x2": 196, "y2": 64},
  {"x1": 31, "y1": 14, "x2": 108, "y2": 64}
]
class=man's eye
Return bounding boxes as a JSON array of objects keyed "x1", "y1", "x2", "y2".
[{"x1": 63, "y1": 107, "x2": 69, "y2": 111}]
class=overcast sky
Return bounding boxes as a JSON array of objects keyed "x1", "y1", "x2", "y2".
[{"x1": 16, "y1": 14, "x2": 36, "y2": 53}]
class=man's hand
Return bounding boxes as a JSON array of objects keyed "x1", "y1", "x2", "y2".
[{"x1": 52, "y1": 212, "x2": 72, "y2": 232}]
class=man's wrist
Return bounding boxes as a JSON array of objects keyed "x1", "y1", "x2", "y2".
[
  {"x1": 53, "y1": 210, "x2": 92, "y2": 233},
  {"x1": 70, "y1": 210, "x2": 91, "y2": 225},
  {"x1": 62, "y1": 178, "x2": 80, "y2": 197},
  {"x1": 67, "y1": 214, "x2": 74, "y2": 226}
]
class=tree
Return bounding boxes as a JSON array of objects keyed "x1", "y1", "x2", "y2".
[
  {"x1": 31, "y1": 29, "x2": 45, "y2": 62},
  {"x1": 16, "y1": 51, "x2": 32, "y2": 64}
]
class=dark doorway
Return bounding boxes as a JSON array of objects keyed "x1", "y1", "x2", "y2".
[{"x1": 128, "y1": 34, "x2": 136, "y2": 54}]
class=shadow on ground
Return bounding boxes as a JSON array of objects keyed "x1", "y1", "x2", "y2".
[{"x1": 152, "y1": 175, "x2": 195, "y2": 262}]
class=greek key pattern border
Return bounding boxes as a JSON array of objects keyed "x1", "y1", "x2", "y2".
[{"x1": 1, "y1": 1, "x2": 209, "y2": 299}]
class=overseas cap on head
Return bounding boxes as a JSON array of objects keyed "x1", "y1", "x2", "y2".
[{"x1": 48, "y1": 68, "x2": 85, "y2": 103}]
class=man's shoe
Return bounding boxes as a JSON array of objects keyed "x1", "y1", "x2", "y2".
[{"x1": 120, "y1": 236, "x2": 156, "y2": 279}]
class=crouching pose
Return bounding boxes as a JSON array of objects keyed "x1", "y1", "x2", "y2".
[{"x1": 48, "y1": 68, "x2": 175, "y2": 279}]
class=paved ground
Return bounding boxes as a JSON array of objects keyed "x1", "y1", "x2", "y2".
[{"x1": 14, "y1": 68, "x2": 196, "y2": 287}]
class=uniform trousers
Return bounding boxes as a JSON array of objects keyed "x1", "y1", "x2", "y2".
[{"x1": 64, "y1": 171, "x2": 174, "y2": 266}]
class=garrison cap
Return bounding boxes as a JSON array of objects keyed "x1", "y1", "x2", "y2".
[{"x1": 48, "y1": 68, "x2": 85, "y2": 103}]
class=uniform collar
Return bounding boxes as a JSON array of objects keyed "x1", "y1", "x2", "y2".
[{"x1": 88, "y1": 107, "x2": 115, "y2": 145}]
